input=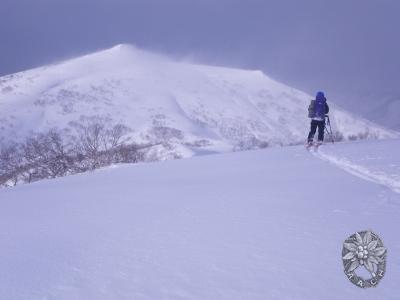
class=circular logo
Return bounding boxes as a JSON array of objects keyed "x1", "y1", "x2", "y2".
[{"x1": 342, "y1": 230, "x2": 387, "y2": 288}]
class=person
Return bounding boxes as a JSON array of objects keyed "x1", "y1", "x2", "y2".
[{"x1": 307, "y1": 91, "x2": 329, "y2": 146}]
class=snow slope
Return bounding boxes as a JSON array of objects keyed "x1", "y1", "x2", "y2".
[
  {"x1": 1, "y1": 139, "x2": 399, "y2": 300},
  {"x1": 0, "y1": 44, "x2": 396, "y2": 157}
]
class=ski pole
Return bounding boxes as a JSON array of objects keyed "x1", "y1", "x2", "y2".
[
  {"x1": 325, "y1": 126, "x2": 332, "y2": 143},
  {"x1": 325, "y1": 115, "x2": 334, "y2": 143},
  {"x1": 328, "y1": 116, "x2": 334, "y2": 143}
]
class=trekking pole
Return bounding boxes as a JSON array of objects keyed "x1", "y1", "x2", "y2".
[{"x1": 325, "y1": 115, "x2": 334, "y2": 143}]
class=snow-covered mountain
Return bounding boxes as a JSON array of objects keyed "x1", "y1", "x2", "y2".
[
  {"x1": 336, "y1": 92, "x2": 400, "y2": 131},
  {"x1": 0, "y1": 44, "x2": 397, "y2": 158},
  {"x1": 1, "y1": 139, "x2": 399, "y2": 299},
  {"x1": 365, "y1": 96, "x2": 400, "y2": 130}
]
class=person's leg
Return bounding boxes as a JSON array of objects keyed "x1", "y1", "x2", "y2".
[
  {"x1": 317, "y1": 120, "x2": 325, "y2": 142},
  {"x1": 307, "y1": 120, "x2": 317, "y2": 143}
]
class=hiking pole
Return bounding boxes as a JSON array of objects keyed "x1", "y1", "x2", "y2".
[
  {"x1": 325, "y1": 115, "x2": 334, "y2": 143},
  {"x1": 324, "y1": 126, "x2": 332, "y2": 143}
]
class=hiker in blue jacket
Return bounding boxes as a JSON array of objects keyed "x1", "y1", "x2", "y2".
[{"x1": 307, "y1": 91, "x2": 329, "y2": 145}]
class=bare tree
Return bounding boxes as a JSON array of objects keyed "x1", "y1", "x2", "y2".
[
  {"x1": 0, "y1": 120, "x2": 156, "y2": 188},
  {"x1": 0, "y1": 143, "x2": 23, "y2": 186},
  {"x1": 72, "y1": 120, "x2": 131, "y2": 169}
]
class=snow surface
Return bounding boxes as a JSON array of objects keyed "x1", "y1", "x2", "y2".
[
  {"x1": 0, "y1": 44, "x2": 396, "y2": 157},
  {"x1": 315, "y1": 139, "x2": 400, "y2": 194},
  {"x1": 1, "y1": 138, "x2": 399, "y2": 300}
]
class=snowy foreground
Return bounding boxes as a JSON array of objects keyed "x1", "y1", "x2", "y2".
[{"x1": 1, "y1": 139, "x2": 399, "y2": 300}]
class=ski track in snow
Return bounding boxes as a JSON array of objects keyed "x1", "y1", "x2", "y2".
[{"x1": 312, "y1": 146, "x2": 400, "y2": 194}]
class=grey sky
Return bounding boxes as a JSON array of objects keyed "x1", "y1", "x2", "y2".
[{"x1": 1, "y1": 0, "x2": 399, "y2": 119}]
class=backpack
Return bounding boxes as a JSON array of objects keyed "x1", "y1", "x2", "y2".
[
  {"x1": 308, "y1": 99, "x2": 329, "y2": 118},
  {"x1": 308, "y1": 100, "x2": 316, "y2": 118}
]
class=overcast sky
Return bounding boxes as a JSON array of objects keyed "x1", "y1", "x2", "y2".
[{"x1": 1, "y1": 0, "x2": 399, "y2": 111}]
